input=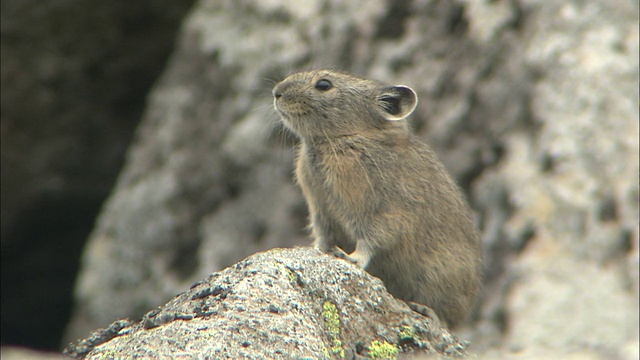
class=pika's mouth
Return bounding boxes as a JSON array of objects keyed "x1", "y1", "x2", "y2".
[
  {"x1": 273, "y1": 98, "x2": 291, "y2": 119},
  {"x1": 273, "y1": 98, "x2": 300, "y2": 134},
  {"x1": 273, "y1": 97, "x2": 284, "y2": 114},
  {"x1": 273, "y1": 97, "x2": 307, "y2": 120}
]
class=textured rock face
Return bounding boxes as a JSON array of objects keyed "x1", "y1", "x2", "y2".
[
  {"x1": 490, "y1": 2, "x2": 639, "y2": 353},
  {"x1": 65, "y1": 248, "x2": 467, "y2": 359},
  {"x1": 62, "y1": 0, "x2": 638, "y2": 358}
]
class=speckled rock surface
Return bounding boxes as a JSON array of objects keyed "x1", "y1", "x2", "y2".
[{"x1": 65, "y1": 247, "x2": 466, "y2": 359}]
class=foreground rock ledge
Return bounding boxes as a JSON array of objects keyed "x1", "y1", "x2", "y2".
[{"x1": 65, "y1": 247, "x2": 468, "y2": 358}]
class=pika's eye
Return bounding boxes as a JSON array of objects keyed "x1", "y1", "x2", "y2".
[{"x1": 315, "y1": 79, "x2": 332, "y2": 91}]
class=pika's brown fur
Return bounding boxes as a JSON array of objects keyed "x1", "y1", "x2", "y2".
[{"x1": 273, "y1": 69, "x2": 482, "y2": 328}]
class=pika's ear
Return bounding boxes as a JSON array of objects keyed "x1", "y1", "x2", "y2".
[{"x1": 377, "y1": 85, "x2": 418, "y2": 121}]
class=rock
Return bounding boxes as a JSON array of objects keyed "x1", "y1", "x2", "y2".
[
  {"x1": 478, "y1": 0, "x2": 639, "y2": 353},
  {"x1": 64, "y1": 248, "x2": 467, "y2": 359}
]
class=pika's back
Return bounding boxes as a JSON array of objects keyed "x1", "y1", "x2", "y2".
[{"x1": 272, "y1": 70, "x2": 418, "y2": 140}]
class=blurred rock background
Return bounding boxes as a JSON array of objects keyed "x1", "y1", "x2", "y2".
[
  {"x1": 2, "y1": 0, "x2": 638, "y2": 358},
  {"x1": 1, "y1": 0, "x2": 196, "y2": 352}
]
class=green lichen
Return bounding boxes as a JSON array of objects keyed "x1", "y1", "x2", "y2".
[
  {"x1": 269, "y1": 259, "x2": 300, "y2": 286},
  {"x1": 322, "y1": 300, "x2": 344, "y2": 358},
  {"x1": 321, "y1": 342, "x2": 344, "y2": 358},
  {"x1": 399, "y1": 325, "x2": 416, "y2": 341},
  {"x1": 322, "y1": 345, "x2": 330, "y2": 358},
  {"x1": 286, "y1": 267, "x2": 298, "y2": 284},
  {"x1": 322, "y1": 301, "x2": 340, "y2": 335},
  {"x1": 329, "y1": 340, "x2": 344, "y2": 357},
  {"x1": 271, "y1": 260, "x2": 284, "y2": 269},
  {"x1": 96, "y1": 349, "x2": 118, "y2": 358},
  {"x1": 369, "y1": 340, "x2": 399, "y2": 359},
  {"x1": 199, "y1": 329, "x2": 216, "y2": 340}
]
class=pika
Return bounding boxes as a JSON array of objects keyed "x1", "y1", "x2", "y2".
[{"x1": 273, "y1": 69, "x2": 482, "y2": 328}]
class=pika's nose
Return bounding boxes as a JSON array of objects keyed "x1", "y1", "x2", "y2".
[{"x1": 272, "y1": 81, "x2": 290, "y2": 99}]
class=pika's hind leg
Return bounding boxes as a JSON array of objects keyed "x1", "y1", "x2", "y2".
[
  {"x1": 408, "y1": 302, "x2": 446, "y2": 328},
  {"x1": 331, "y1": 240, "x2": 373, "y2": 269}
]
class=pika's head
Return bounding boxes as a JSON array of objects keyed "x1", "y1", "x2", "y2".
[{"x1": 273, "y1": 70, "x2": 418, "y2": 140}]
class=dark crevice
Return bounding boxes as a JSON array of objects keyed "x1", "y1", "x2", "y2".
[
  {"x1": 596, "y1": 195, "x2": 619, "y2": 222},
  {"x1": 1, "y1": 196, "x2": 102, "y2": 350},
  {"x1": 250, "y1": 222, "x2": 268, "y2": 245},
  {"x1": 375, "y1": 0, "x2": 412, "y2": 39},
  {"x1": 458, "y1": 142, "x2": 506, "y2": 194},
  {"x1": 338, "y1": 25, "x2": 358, "y2": 69},
  {"x1": 169, "y1": 236, "x2": 201, "y2": 280},
  {"x1": 444, "y1": 3, "x2": 468, "y2": 35},
  {"x1": 0, "y1": 0, "x2": 197, "y2": 351}
]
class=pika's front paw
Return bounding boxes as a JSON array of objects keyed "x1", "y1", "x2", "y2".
[{"x1": 331, "y1": 246, "x2": 358, "y2": 264}]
